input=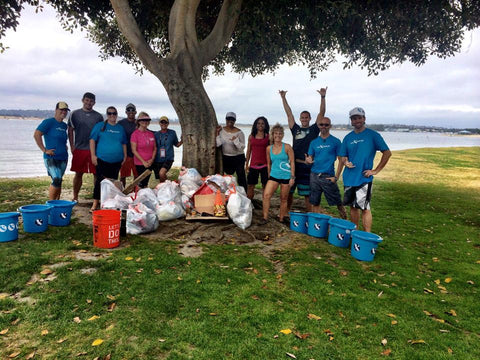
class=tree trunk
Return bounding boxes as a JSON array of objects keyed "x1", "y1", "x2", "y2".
[{"x1": 152, "y1": 56, "x2": 218, "y2": 176}]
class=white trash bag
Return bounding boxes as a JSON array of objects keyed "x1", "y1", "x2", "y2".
[
  {"x1": 133, "y1": 188, "x2": 159, "y2": 211},
  {"x1": 126, "y1": 203, "x2": 159, "y2": 235},
  {"x1": 154, "y1": 180, "x2": 185, "y2": 221},
  {"x1": 226, "y1": 184, "x2": 253, "y2": 230},
  {"x1": 100, "y1": 179, "x2": 132, "y2": 209}
]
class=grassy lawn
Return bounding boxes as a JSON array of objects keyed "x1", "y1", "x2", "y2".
[{"x1": 1, "y1": 147, "x2": 479, "y2": 359}]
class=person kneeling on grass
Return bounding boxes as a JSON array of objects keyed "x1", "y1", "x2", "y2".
[
  {"x1": 261, "y1": 123, "x2": 295, "y2": 225},
  {"x1": 34, "y1": 101, "x2": 70, "y2": 200}
]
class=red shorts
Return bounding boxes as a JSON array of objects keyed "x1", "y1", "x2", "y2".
[
  {"x1": 71, "y1": 149, "x2": 96, "y2": 174},
  {"x1": 120, "y1": 156, "x2": 138, "y2": 178}
]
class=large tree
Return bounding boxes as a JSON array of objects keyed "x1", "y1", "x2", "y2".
[{"x1": 2, "y1": 0, "x2": 479, "y2": 174}]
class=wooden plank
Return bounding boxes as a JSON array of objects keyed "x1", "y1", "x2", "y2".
[
  {"x1": 122, "y1": 169, "x2": 152, "y2": 194},
  {"x1": 185, "y1": 215, "x2": 229, "y2": 221}
]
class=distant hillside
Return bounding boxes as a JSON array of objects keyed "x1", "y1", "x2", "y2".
[{"x1": 0, "y1": 109, "x2": 53, "y2": 118}]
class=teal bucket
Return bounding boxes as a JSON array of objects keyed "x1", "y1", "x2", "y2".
[
  {"x1": 350, "y1": 230, "x2": 383, "y2": 261},
  {"x1": 0, "y1": 212, "x2": 20, "y2": 242},
  {"x1": 18, "y1": 205, "x2": 51, "y2": 233},
  {"x1": 289, "y1": 211, "x2": 308, "y2": 234},
  {"x1": 307, "y1": 213, "x2": 331, "y2": 238},
  {"x1": 46, "y1": 200, "x2": 76, "y2": 226},
  {"x1": 328, "y1": 218, "x2": 356, "y2": 248}
]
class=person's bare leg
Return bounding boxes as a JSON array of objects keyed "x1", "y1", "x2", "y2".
[
  {"x1": 90, "y1": 199, "x2": 100, "y2": 212},
  {"x1": 49, "y1": 185, "x2": 61, "y2": 200},
  {"x1": 159, "y1": 168, "x2": 168, "y2": 183},
  {"x1": 279, "y1": 184, "x2": 290, "y2": 221},
  {"x1": 350, "y1": 207, "x2": 360, "y2": 228},
  {"x1": 72, "y1": 172, "x2": 83, "y2": 201},
  {"x1": 362, "y1": 209, "x2": 373, "y2": 232},
  {"x1": 312, "y1": 204, "x2": 320, "y2": 213},
  {"x1": 247, "y1": 184, "x2": 255, "y2": 199},
  {"x1": 262, "y1": 181, "x2": 278, "y2": 220},
  {"x1": 287, "y1": 192, "x2": 294, "y2": 212},
  {"x1": 304, "y1": 196, "x2": 312, "y2": 212},
  {"x1": 337, "y1": 205, "x2": 347, "y2": 219}
]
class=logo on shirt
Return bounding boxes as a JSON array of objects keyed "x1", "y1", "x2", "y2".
[
  {"x1": 279, "y1": 162, "x2": 291, "y2": 173},
  {"x1": 316, "y1": 144, "x2": 331, "y2": 149},
  {"x1": 350, "y1": 139, "x2": 365, "y2": 145},
  {"x1": 107, "y1": 129, "x2": 120, "y2": 134},
  {"x1": 56, "y1": 127, "x2": 65, "y2": 131},
  {"x1": 294, "y1": 129, "x2": 309, "y2": 140}
]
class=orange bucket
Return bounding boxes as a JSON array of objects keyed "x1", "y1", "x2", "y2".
[{"x1": 92, "y1": 209, "x2": 121, "y2": 248}]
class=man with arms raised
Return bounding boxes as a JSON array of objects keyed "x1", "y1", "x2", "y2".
[
  {"x1": 305, "y1": 116, "x2": 347, "y2": 219},
  {"x1": 68, "y1": 92, "x2": 103, "y2": 201},
  {"x1": 279, "y1": 88, "x2": 327, "y2": 212},
  {"x1": 339, "y1": 107, "x2": 391, "y2": 232}
]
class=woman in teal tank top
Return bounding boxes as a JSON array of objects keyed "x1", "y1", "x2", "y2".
[{"x1": 261, "y1": 124, "x2": 295, "y2": 224}]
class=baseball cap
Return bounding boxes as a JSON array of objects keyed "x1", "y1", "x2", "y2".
[
  {"x1": 159, "y1": 116, "x2": 169, "y2": 123},
  {"x1": 56, "y1": 101, "x2": 70, "y2": 111},
  {"x1": 349, "y1": 107, "x2": 365, "y2": 117},
  {"x1": 126, "y1": 103, "x2": 136, "y2": 111},
  {"x1": 226, "y1": 111, "x2": 236, "y2": 120}
]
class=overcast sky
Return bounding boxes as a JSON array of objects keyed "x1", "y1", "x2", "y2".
[{"x1": 1, "y1": 4, "x2": 479, "y2": 128}]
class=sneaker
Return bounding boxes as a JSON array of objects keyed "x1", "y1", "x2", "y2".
[
  {"x1": 258, "y1": 218, "x2": 269, "y2": 225},
  {"x1": 280, "y1": 216, "x2": 290, "y2": 225}
]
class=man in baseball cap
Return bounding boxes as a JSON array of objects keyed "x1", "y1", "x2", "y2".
[{"x1": 338, "y1": 107, "x2": 391, "y2": 232}]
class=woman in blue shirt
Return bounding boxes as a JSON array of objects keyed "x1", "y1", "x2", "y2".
[
  {"x1": 33, "y1": 101, "x2": 70, "y2": 200},
  {"x1": 261, "y1": 123, "x2": 295, "y2": 225},
  {"x1": 89, "y1": 106, "x2": 127, "y2": 212},
  {"x1": 154, "y1": 116, "x2": 182, "y2": 183}
]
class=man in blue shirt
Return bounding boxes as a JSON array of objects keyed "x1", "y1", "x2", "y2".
[
  {"x1": 339, "y1": 107, "x2": 391, "y2": 232},
  {"x1": 34, "y1": 101, "x2": 70, "y2": 200},
  {"x1": 305, "y1": 116, "x2": 347, "y2": 219}
]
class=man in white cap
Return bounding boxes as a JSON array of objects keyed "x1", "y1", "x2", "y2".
[
  {"x1": 118, "y1": 103, "x2": 138, "y2": 186},
  {"x1": 216, "y1": 111, "x2": 247, "y2": 190},
  {"x1": 339, "y1": 107, "x2": 391, "y2": 232}
]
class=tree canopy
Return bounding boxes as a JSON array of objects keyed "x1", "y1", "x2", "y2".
[{"x1": 3, "y1": 1, "x2": 479, "y2": 76}]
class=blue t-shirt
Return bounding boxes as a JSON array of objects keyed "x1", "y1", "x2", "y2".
[
  {"x1": 307, "y1": 135, "x2": 341, "y2": 175},
  {"x1": 339, "y1": 128, "x2": 389, "y2": 186},
  {"x1": 154, "y1": 129, "x2": 179, "y2": 162},
  {"x1": 90, "y1": 122, "x2": 127, "y2": 163},
  {"x1": 36, "y1": 117, "x2": 68, "y2": 161},
  {"x1": 290, "y1": 123, "x2": 320, "y2": 161}
]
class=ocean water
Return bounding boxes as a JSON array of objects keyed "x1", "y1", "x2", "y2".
[{"x1": 1, "y1": 118, "x2": 478, "y2": 178}]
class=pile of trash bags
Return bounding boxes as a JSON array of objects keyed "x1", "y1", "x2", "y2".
[{"x1": 100, "y1": 167, "x2": 253, "y2": 234}]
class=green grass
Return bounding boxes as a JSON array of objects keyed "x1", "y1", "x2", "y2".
[{"x1": 1, "y1": 147, "x2": 480, "y2": 359}]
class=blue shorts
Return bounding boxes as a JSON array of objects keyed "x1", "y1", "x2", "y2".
[
  {"x1": 290, "y1": 162, "x2": 311, "y2": 196},
  {"x1": 44, "y1": 158, "x2": 67, "y2": 188}
]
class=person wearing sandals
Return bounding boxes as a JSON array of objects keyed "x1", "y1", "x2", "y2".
[
  {"x1": 89, "y1": 106, "x2": 127, "y2": 212},
  {"x1": 130, "y1": 112, "x2": 156, "y2": 188},
  {"x1": 245, "y1": 116, "x2": 270, "y2": 200},
  {"x1": 261, "y1": 124, "x2": 295, "y2": 225}
]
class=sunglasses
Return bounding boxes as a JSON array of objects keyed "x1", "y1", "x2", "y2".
[
  {"x1": 107, "y1": 112, "x2": 117, "y2": 116},
  {"x1": 126, "y1": 108, "x2": 136, "y2": 112},
  {"x1": 160, "y1": 120, "x2": 169, "y2": 124},
  {"x1": 319, "y1": 123, "x2": 330, "y2": 127}
]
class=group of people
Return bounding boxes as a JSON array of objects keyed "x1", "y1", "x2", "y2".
[
  {"x1": 34, "y1": 92, "x2": 182, "y2": 212},
  {"x1": 35, "y1": 87, "x2": 391, "y2": 232},
  {"x1": 215, "y1": 88, "x2": 391, "y2": 232}
]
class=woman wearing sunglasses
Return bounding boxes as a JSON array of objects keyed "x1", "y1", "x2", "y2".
[
  {"x1": 130, "y1": 112, "x2": 157, "y2": 188},
  {"x1": 154, "y1": 116, "x2": 182, "y2": 183},
  {"x1": 89, "y1": 106, "x2": 127, "y2": 212}
]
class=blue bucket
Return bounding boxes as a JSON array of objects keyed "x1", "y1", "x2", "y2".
[
  {"x1": 0, "y1": 212, "x2": 20, "y2": 242},
  {"x1": 46, "y1": 200, "x2": 76, "y2": 226},
  {"x1": 328, "y1": 218, "x2": 356, "y2": 248},
  {"x1": 289, "y1": 211, "x2": 308, "y2": 234},
  {"x1": 350, "y1": 230, "x2": 383, "y2": 261},
  {"x1": 18, "y1": 205, "x2": 51, "y2": 233},
  {"x1": 307, "y1": 213, "x2": 331, "y2": 238}
]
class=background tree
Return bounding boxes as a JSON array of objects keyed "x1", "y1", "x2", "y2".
[{"x1": 2, "y1": 0, "x2": 479, "y2": 175}]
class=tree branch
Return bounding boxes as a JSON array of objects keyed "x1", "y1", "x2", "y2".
[
  {"x1": 200, "y1": 0, "x2": 243, "y2": 66},
  {"x1": 169, "y1": 0, "x2": 201, "y2": 58},
  {"x1": 110, "y1": 0, "x2": 165, "y2": 74}
]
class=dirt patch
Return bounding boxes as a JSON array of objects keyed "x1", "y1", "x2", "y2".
[
  {"x1": 80, "y1": 268, "x2": 98, "y2": 275},
  {"x1": 73, "y1": 251, "x2": 112, "y2": 261},
  {"x1": 69, "y1": 188, "x2": 333, "y2": 258}
]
